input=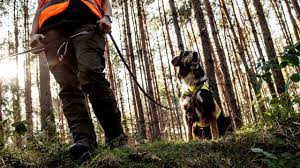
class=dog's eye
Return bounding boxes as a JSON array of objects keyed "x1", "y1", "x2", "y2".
[{"x1": 186, "y1": 107, "x2": 193, "y2": 113}]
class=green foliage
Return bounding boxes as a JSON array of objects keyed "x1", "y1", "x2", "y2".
[
  {"x1": 256, "y1": 41, "x2": 300, "y2": 85},
  {"x1": 262, "y1": 93, "x2": 298, "y2": 121},
  {"x1": 251, "y1": 147, "x2": 300, "y2": 168},
  {"x1": 255, "y1": 42, "x2": 300, "y2": 120},
  {"x1": 12, "y1": 121, "x2": 27, "y2": 136},
  {"x1": 290, "y1": 74, "x2": 300, "y2": 82}
]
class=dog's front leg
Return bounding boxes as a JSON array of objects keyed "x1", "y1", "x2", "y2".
[
  {"x1": 192, "y1": 124, "x2": 198, "y2": 140},
  {"x1": 186, "y1": 122, "x2": 194, "y2": 141},
  {"x1": 210, "y1": 116, "x2": 219, "y2": 140}
]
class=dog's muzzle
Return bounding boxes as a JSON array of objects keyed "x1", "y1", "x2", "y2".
[{"x1": 190, "y1": 62, "x2": 200, "y2": 70}]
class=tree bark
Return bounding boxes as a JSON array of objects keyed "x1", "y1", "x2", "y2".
[
  {"x1": 0, "y1": 81, "x2": 4, "y2": 148},
  {"x1": 168, "y1": 0, "x2": 185, "y2": 50},
  {"x1": 203, "y1": 0, "x2": 242, "y2": 128},
  {"x1": 13, "y1": 0, "x2": 22, "y2": 147},
  {"x1": 191, "y1": 0, "x2": 222, "y2": 113},
  {"x1": 220, "y1": 0, "x2": 266, "y2": 120},
  {"x1": 242, "y1": 0, "x2": 277, "y2": 97},
  {"x1": 23, "y1": 0, "x2": 33, "y2": 142},
  {"x1": 162, "y1": 0, "x2": 182, "y2": 98},
  {"x1": 39, "y1": 54, "x2": 56, "y2": 139},
  {"x1": 136, "y1": 0, "x2": 160, "y2": 139},
  {"x1": 270, "y1": 0, "x2": 292, "y2": 45},
  {"x1": 291, "y1": 0, "x2": 300, "y2": 23},
  {"x1": 253, "y1": 0, "x2": 286, "y2": 95},
  {"x1": 283, "y1": 0, "x2": 300, "y2": 41},
  {"x1": 124, "y1": 0, "x2": 146, "y2": 140}
]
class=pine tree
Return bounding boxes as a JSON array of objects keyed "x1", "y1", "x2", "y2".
[{"x1": 253, "y1": 0, "x2": 286, "y2": 95}]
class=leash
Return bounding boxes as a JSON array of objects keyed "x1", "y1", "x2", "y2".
[
  {"x1": 0, "y1": 30, "x2": 172, "y2": 110},
  {"x1": 108, "y1": 32, "x2": 172, "y2": 110},
  {"x1": 0, "y1": 31, "x2": 91, "y2": 61},
  {"x1": 0, "y1": 46, "x2": 45, "y2": 61}
]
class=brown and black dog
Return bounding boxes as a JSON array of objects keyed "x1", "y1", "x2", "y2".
[{"x1": 172, "y1": 51, "x2": 232, "y2": 141}]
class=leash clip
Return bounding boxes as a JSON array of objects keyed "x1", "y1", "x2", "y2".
[
  {"x1": 56, "y1": 31, "x2": 91, "y2": 61},
  {"x1": 57, "y1": 40, "x2": 69, "y2": 61}
]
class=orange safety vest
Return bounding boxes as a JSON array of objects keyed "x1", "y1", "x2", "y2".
[{"x1": 37, "y1": 0, "x2": 105, "y2": 30}]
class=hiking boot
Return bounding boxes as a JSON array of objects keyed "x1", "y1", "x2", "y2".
[
  {"x1": 69, "y1": 143, "x2": 96, "y2": 160},
  {"x1": 107, "y1": 133, "x2": 129, "y2": 149}
]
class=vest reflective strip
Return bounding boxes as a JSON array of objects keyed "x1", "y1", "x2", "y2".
[{"x1": 38, "y1": 0, "x2": 70, "y2": 29}]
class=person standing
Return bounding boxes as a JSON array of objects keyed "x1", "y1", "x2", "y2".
[{"x1": 30, "y1": 0, "x2": 127, "y2": 159}]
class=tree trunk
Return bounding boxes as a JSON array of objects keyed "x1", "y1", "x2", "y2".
[
  {"x1": 157, "y1": 35, "x2": 176, "y2": 139},
  {"x1": 136, "y1": 0, "x2": 160, "y2": 140},
  {"x1": 0, "y1": 81, "x2": 4, "y2": 148},
  {"x1": 162, "y1": 0, "x2": 182, "y2": 98},
  {"x1": 13, "y1": 0, "x2": 22, "y2": 147},
  {"x1": 168, "y1": 0, "x2": 185, "y2": 51},
  {"x1": 203, "y1": 0, "x2": 242, "y2": 128},
  {"x1": 270, "y1": 0, "x2": 293, "y2": 45},
  {"x1": 291, "y1": 0, "x2": 300, "y2": 23},
  {"x1": 124, "y1": 0, "x2": 146, "y2": 140},
  {"x1": 23, "y1": 0, "x2": 33, "y2": 142},
  {"x1": 160, "y1": 0, "x2": 184, "y2": 138},
  {"x1": 189, "y1": 19, "x2": 201, "y2": 59},
  {"x1": 142, "y1": 4, "x2": 164, "y2": 139},
  {"x1": 39, "y1": 53, "x2": 56, "y2": 139},
  {"x1": 220, "y1": 0, "x2": 267, "y2": 117},
  {"x1": 242, "y1": 0, "x2": 277, "y2": 97},
  {"x1": 105, "y1": 39, "x2": 115, "y2": 92},
  {"x1": 56, "y1": 85, "x2": 66, "y2": 142},
  {"x1": 284, "y1": 0, "x2": 300, "y2": 41},
  {"x1": 191, "y1": 0, "x2": 222, "y2": 114},
  {"x1": 253, "y1": 0, "x2": 286, "y2": 95}
]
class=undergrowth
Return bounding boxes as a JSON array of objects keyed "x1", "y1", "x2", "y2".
[{"x1": 0, "y1": 115, "x2": 299, "y2": 168}]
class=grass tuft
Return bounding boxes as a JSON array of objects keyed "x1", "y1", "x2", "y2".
[{"x1": 0, "y1": 115, "x2": 299, "y2": 167}]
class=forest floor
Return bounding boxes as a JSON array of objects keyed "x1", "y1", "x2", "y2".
[{"x1": 0, "y1": 115, "x2": 299, "y2": 168}]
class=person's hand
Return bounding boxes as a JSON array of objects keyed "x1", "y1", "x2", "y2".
[
  {"x1": 30, "y1": 34, "x2": 45, "y2": 48},
  {"x1": 29, "y1": 34, "x2": 45, "y2": 54},
  {"x1": 98, "y1": 16, "x2": 112, "y2": 33}
]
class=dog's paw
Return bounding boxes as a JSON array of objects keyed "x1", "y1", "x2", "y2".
[{"x1": 211, "y1": 135, "x2": 219, "y2": 141}]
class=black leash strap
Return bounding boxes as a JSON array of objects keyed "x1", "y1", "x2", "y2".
[
  {"x1": 1, "y1": 30, "x2": 171, "y2": 110},
  {"x1": 108, "y1": 32, "x2": 172, "y2": 110},
  {"x1": 0, "y1": 46, "x2": 45, "y2": 61},
  {"x1": 0, "y1": 31, "x2": 92, "y2": 61}
]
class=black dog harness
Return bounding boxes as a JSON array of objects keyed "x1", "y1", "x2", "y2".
[{"x1": 183, "y1": 84, "x2": 221, "y2": 127}]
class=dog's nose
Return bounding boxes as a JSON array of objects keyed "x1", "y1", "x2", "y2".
[{"x1": 192, "y1": 52, "x2": 198, "y2": 62}]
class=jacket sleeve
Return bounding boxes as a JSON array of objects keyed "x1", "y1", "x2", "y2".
[
  {"x1": 31, "y1": 0, "x2": 42, "y2": 35},
  {"x1": 99, "y1": 0, "x2": 112, "y2": 16}
]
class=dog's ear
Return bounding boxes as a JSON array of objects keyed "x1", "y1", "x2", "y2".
[{"x1": 171, "y1": 56, "x2": 181, "y2": 66}]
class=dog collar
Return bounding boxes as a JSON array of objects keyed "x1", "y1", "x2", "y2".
[{"x1": 183, "y1": 84, "x2": 209, "y2": 97}]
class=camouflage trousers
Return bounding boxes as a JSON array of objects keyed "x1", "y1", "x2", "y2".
[{"x1": 42, "y1": 24, "x2": 127, "y2": 147}]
